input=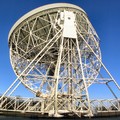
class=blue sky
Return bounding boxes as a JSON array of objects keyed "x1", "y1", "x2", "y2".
[{"x1": 0, "y1": 0, "x2": 120, "y2": 99}]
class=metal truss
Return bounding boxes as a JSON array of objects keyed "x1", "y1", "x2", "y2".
[
  {"x1": 0, "y1": 96, "x2": 119, "y2": 117},
  {"x1": 91, "y1": 99, "x2": 120, "y2": 112},
  {"x1": 0, "y1": 3, "x2": 120, "y2": 118}
]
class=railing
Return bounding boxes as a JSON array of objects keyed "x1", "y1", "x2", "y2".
[
  {"x1": 0, "y1": 96, "x2": 119, "y2": 116},
  {"x1": 91, "y1": 99, "x2": 120, "y2": 114}
]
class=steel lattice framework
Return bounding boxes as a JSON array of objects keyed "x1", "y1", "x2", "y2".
[{"x1": 0, "y1": 3, "x2": 119, "y2": 117}]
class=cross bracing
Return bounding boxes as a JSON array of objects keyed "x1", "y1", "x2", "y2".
[
  {"x1": 0, "y1": 96, "x2": 119, "y2": 117},
  {"x1": 0, "y1": 3, "x2": 120, "y2": 118}
]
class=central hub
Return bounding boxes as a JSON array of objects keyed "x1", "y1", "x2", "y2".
[{"x1": 30, "y1": 31, "x2": 32, "y2": 36}]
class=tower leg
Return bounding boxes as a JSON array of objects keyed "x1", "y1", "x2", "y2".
[
  {"x1": 75, "y1": 37, "x2": 92, "y2": 116},
  {"x1": 54, "y1": 36, "x2": 64, "y2": 116}
]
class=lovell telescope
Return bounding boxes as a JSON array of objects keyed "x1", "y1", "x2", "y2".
[{"x1": 0, "y1": 3, "x2": 120, "y2": 118}]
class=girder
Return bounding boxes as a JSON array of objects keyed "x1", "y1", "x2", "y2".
[
  {"x1": 0, "y1": 3, "x2": 119, "y2": 118},
  {"x1": 0, "y1": 96, "x2": 119, "y2": 117}
]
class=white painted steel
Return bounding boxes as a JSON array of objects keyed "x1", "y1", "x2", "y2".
[
  {"x1": 8, "y1": 3, "x2": 86, "y2": 40},
  {"x1": 3, "y1": 3, "x2": 119, "y2": 117}
]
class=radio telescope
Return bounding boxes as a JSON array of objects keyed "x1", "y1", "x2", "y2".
[
  {"x1": 7, "y1": 3, "x2": 119, "y2": 117},
  {"x1": 9, "y1": 3, "x2": 101, "y2": 93}
]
